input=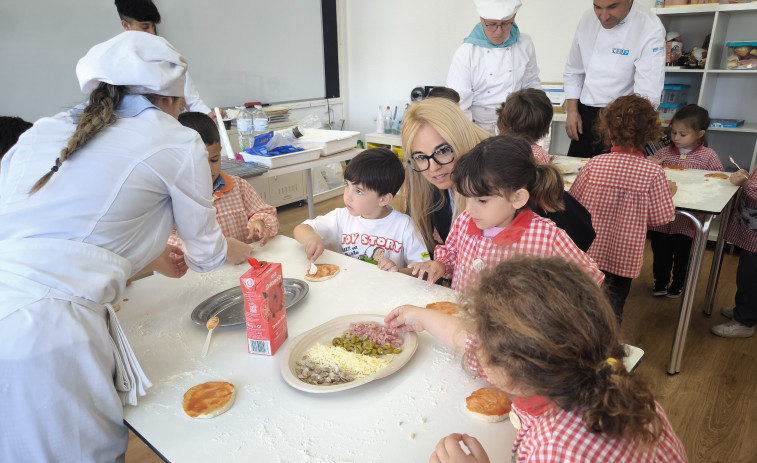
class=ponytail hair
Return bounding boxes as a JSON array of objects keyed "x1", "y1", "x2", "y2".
[
  {"x1": 452, "y1": 136, "x2": 564, "y2": 213},
  {"x1": 464, "y1": 256, "x2": 665, "y2": 447},
  {"x1": 30, "y1": 82, "x2": 126, "y2": 194}
]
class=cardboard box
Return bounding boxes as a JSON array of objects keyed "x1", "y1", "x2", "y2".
[{"x1": 240, "y1": 259, "x2": 288, "y2": 356}]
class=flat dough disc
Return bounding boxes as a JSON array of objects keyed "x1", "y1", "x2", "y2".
[
  {"x1": 182, "y1": 381, "x2": 236, "y2": 419},
  {"x1": 425, "y1": 301, "x2": 459, "y2": 315},
  {"x1": 304, "y1": 264, "x2": 340, "y2": 282},
  {"x1": 465, "y1": 387, "x2": 510, "y2": 423}
]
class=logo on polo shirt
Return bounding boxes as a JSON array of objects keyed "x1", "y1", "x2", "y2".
[{"x1": 612, "y1": 48, "x2": 630, "y2": 56}]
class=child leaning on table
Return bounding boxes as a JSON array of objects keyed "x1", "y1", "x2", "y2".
[
  {"x1": 167, "y1": 112, "x2": 279, "y2": 249},
  {"x1": 648, "y1": 104, "x2": 723, "y2": 299},
  {"x1": 409, "y1": 136, "x2": 604, "y2": 295},
  {"x1": 384, "y1": 256, "x2": 688, "y2": 463},
  {"x1": 711, "y1": 167, "x2": 757, "y2": 339},
  {"x1": 569, "y1": 94, "x2": 676, "y2": 323},
  {"x1": 293, "y1": 148, "x2": 430, "y2": 272},
  {"x1": 496, "y1": 88, "x2": 553, "y2": 163}
]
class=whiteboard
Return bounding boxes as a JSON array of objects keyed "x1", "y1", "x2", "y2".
[{"x1": 0, "y1": 0, "x2": 328, "y2": 122}]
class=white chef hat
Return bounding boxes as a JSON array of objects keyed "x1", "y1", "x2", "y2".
[
  {"x1": 76, "y1": 31, "x2": 187, "y2": 97},
  {"x1": 474, "y1": 0, "x2": 522, "y2": 20}
]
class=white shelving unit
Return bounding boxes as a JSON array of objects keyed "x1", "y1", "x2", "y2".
[{"x1": 654, "y1": 2, "x2": 757, "y2": 172}]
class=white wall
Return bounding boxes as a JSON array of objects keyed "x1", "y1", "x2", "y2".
[{"x1": 341, "y1": 0, "x2": 655, "y2": 138}]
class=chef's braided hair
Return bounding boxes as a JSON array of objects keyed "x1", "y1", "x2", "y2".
[
  {"x1": 29, "y1": 82, "x2": 126, "y2": 194},
  {"x1": 464, "y1": 256, "x2": 665, "y2": 448}
]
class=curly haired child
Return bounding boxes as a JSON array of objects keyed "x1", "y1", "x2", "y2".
[
  {"x1": 648, "y1": 104, "x2": 723, "y2": 298},
  {"x1": 496, "y1": 88, "x2": 553, "y2": 163},
  {"x1": 410, "y1": 136, "x2": 603, "y2": 294},
  {"x1": 385, "y1": 256, "x2": 687, "y2": 462},
  {"x1": 569, "y1": 94, "x2": 676, "y2": 322}
]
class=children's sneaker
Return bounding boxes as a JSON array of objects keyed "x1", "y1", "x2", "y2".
[
  {"x1": 652, "y1": 285, "x2": 668, "y2": 297},
  {"x1": 711, "y1": 319, "x2": 755, "y2": 338},
  {"x1": 720, "y1": 307, "x2": 734, "y2": 319},
  {"x1": 666, "y1": 288, "x2": 682, "y2": 298}
]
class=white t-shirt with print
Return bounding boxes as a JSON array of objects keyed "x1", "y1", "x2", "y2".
[{"x1": 302, "y1": 207, "x2": 430, "y2": 268}]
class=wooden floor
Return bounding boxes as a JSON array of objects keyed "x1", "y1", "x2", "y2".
[{"x1": 126, "y1": 196, "x2": 757, "y2": 463}]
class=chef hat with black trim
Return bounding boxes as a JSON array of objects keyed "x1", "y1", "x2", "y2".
[
  {"x1": 474, "y1": 0, "x2": 522, "y2": 20},
  {"x1": 76, "y1": 31, "x2": 186, "y2": 97}
]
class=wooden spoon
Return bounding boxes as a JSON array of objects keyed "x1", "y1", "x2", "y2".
[{"x1": 201, "y1": 316, "x2": 220, "y2": 358}]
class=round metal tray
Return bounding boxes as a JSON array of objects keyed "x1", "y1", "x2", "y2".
[{"x1": 190, "y1": 278, "x2": 309, "y2": 327}]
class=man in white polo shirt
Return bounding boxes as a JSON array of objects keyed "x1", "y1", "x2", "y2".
[{"x1": 564, "y1": 0, "x2": 665, "y2": 157}]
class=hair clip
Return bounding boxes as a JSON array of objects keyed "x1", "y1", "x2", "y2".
[{"x1": 50, "y1": 165, "x2": 59, "y2": 172}]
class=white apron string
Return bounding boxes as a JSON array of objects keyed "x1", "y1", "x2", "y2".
[{"x1": 49, "y1": 288, "x2": 151, "y2": 406}]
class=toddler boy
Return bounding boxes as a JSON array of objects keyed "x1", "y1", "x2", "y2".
[
  {"x1": 294, "y1": 148, "x2": 429, "y2": 271},
  {"x1": 169, "y1": 112, "x2": 279, "y2": 249}
]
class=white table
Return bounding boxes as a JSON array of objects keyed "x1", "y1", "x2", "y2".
[
  {"x1": 245, "y1": 148, "x2": 363, "y2": 219},
  {"x1": 119, "y1": 236, "x2": 517, "y2": 462},
  {"x1": 552, "y1": 156, "x2": 740, "y2": 374}
]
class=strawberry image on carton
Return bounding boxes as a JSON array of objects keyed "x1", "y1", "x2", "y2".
[{"x1": 239, "y1": 258, "x2": 288, "y2": 356}]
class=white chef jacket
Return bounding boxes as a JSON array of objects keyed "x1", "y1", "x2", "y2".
[
  {"x1": 0, "y1": 94, "x2": 226, "y2": 275},
  {"x1": 446, "y1": 33, "x2": 541, "y2": 134},
  {"x1": 564, "y1": 0, "x2": 665, "y2": 108},
  {"x1": 0, "y1": 94, "x2": 227, "y2": 462},
  {"x1": 184, "y1": 71, "x2": 211, "y2": 114}
]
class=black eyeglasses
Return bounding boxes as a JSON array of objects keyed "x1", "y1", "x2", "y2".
[
  {"x1": 408, "y1": 145, "x2": 455, "y2": 172},
  {"x1": 482, "y1": 20, "x2": 514, "y2": 32}
]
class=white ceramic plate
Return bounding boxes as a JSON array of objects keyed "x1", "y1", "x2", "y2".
[{"x1": 280, "y1": 314, "x2": 418, "y2": 393}]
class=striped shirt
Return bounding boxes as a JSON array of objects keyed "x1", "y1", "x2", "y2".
[
  {"x1": 569, "y1": 150, "x2": 676, "y2": 278},
  {"x1": 649, "y1": 145, "x2": 723, "y2": 237},
  {"x1": 434, "y1": 209, "x2": 604, "y2": 295}
]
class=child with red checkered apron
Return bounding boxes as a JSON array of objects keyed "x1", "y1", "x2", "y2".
[
  {"x1": 168, "y1": 112, "x2": 279, "y2": 249},
  {"x1": 409, "y1": 136, "x2": 604, "y2": 294},
  {"x1": 648, "y1": 105, "x2": 723, "y2": 299},
  {"x1": 385, "y1": 256, "x2": 687, "y2": 462},
  {"x1": 570, "y1": 95, "x2": 676, "y2": 323},
  {"x1": 711, "y1": 167, "x2": 757, "y2": 338}
]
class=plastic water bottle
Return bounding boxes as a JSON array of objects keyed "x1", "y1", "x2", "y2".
[
  {"x1": 252, "y1": 105, "x2": 269, "y2": 132},
  {"x1": 376, "y1": 106, "x2": 384, "y2": 134},
  {"x1": 384, "y1": 106, "x2": 393, "y2": 133},
  {"x1": 236, "y1": 106, "x2": 254, "y2": 151}
]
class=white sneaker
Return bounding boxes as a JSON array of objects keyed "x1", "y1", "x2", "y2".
[
  {"x1": 720, "y1": 307, "x2": 734, "y2": 319},
  {"x1": 711, "y1": 319, "x2": 755, "y2": 338}
]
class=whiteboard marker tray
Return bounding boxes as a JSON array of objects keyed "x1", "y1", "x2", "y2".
[
  {"x1": 238, "y1": 146, "x2": 321, "y2": 168},
  {"x1": 298, "y1": 129, "x2": 360, "y2": 156}
]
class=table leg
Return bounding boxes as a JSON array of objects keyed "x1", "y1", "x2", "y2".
[
  {"x1": 703, "y1": 197, "x2": 736, "y2": 315},
  {"x1": 305, "y1": 168, "x2": 314, "y2": 219},
  {"x1": 667, "y1": 211, "x2": 712, "y2": 375}
]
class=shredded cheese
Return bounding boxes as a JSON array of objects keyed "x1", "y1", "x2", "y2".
[{"x1": 304, "y1": 343, "x2": 393, "y2": 378}]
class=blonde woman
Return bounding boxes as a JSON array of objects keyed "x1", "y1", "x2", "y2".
[{"x1": 402, "y1": 97, "x2": 491, "y2": 255}]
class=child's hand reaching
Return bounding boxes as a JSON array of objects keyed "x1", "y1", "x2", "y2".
[
  {"x1": 302, "y1": 236, "x2": 324, "y2": 263},
  {"x1": 430, "y1": 433, "x2": 490, "y2": 463},
  {"x1": 730, "y1": 169, "x2": 750, "y2": 186},
  {"x1": 409, "y1": 260, "x2": 446, "y2": 284},
  {"x1": 247, "y1": 220, "x2": 271, "y2": 245},
  {"x1": 667, "y1": 180, "x2": 677, "y2": 197},
  {"x1": 648, "y1": 156, "x2": 664, "y2": 165},
  {"x1": 377, "y1": 257, "x2": 398, "y2": 272},
  {"x1": 384, "y1": 305, "x2": 429, "y2": 334}
]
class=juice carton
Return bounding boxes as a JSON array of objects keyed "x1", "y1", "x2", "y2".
[{"x1": 239, "y1": 258, "x2": 288, "y2": 356}]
